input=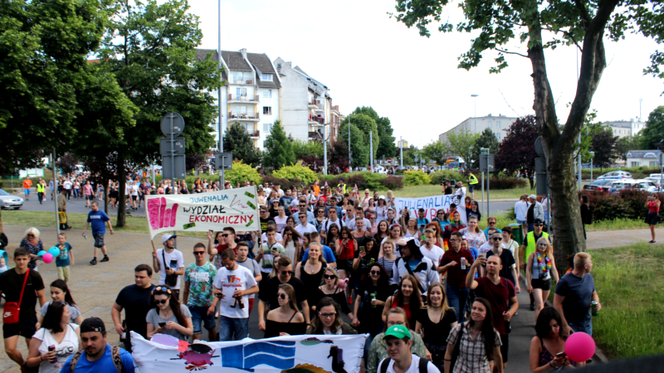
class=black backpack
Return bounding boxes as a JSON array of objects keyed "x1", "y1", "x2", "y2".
[{"x1": 380, "y1": 356, "x2": 429, "y2": 373}]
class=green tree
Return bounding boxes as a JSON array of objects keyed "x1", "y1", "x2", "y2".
[
  {"x1": 640, "y1": 106, "x2": 664, "y2": 149},
  {"x1": 615, "y1": 135, "x2": 643, "y2": 162},
  {"x1": 590, "y1": 129, "x2": 618, "y2": 170},
  {"x1": 445, "y1": 130, "x2": 479, "y2": 168},
  {"x1": 264, "y1": 120, "x2": 295, "y2": 170},
  {"x1": 401, "y1": 147, "x2": 417, "y2": 166},
  {"x1": 392, "y1": 0, "x2": 664, "y2": 269},
  {"x1": 471, "y1": 128, "x2": 501, "y2": 168},
  {"x1": 351, "y1": 107, "x2": 396, "y2": 159},
  {"x1": 339, "y1": 122, "x2": 369, "y2": 168},
  {"x1": 223, "y1": 123, "x2": 262, "y2": 167},
  {"x1": 97, "y1": 0, "x2": 223, "y2": 226},
  {"x1": 422, "y1": 141, "x2": 449, "y2": 166},
  {"x1": 341, "y1": 113, "x2": 378, "y2": 161},
  {"x1": 291, "y1": 140, "x2": 324, "y2": 160}
]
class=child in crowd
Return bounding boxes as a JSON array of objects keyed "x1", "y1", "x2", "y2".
[
  {"x1": 0, "y1": 256, "x2": 8, "y2": 273},
  {"x1": 55, "y1": 233, "x2": 74, "y2": 282}
]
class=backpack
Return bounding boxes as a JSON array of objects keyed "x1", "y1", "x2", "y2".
[
  {"x1": 69, "y1": 345, "x2": 124, "y2": 373},
  {"x1": 380, "y1": 356, "x2": 429, "y2": 373}
]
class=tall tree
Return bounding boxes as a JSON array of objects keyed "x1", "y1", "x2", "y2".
[
  {"x1": 264, "y1": 120, "x2": 295, "y2": 170},
  {"x1": 97, "y1": 0, "x2": 222, "y2": 226},
  {"x1": 422, "y1": 141, "x2": 450, "y2": 166},
  {"x1": 590, "y1": 129, "x2": 618, "y2": 169},
  {"x1": 341, "y1": 113, "x2": 379, "y2": 161},
  {"x1": 444, "y1": 130, "x2": 479, "y2": 169},
  {"x1": 351, "y1": 106, "x2": 396, "y2": 159},
  {"x1": 339, "y1": 122, "x2": 369, "y2": 168},
  {"x1": 495, "y1": 116, "x2": 540, "y2": 188},
  {"x1": 392, "y1": 0, "x2": 664, "y2": 271},
  {"x1": 223, "y1": 123, "x2": 262, "y2": 167},
  {"x1": 471, "y1": 128, "x2": 501, "y2": 168},
  {"x1": 640, "y1": 106, "x2": 664, "y2": 149},
  {"x1": 329, "y1": 140, "x2": 350, "y2": 174}
]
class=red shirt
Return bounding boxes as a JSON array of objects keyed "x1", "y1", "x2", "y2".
[
  {"x1": 441, "y1": 248, "x2": 474, "y2": 288},
  {"x1": 474, "y1": 276, "x2": 515, "y2": 335}
]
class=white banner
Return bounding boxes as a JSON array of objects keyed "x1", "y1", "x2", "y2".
[
  {"x1": 394, "y1": 193, "x2": 467, "y2": 224},
  {"x1": 130, "y1": 331, "x2": 367, "y2": 373},
  {"x1": 145, "y1": 186, "x2": 260, "y2": 238}
]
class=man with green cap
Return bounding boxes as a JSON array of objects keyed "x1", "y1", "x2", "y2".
[{"x1": 378, "y1": 325, "x2": 440, "y2": 373}]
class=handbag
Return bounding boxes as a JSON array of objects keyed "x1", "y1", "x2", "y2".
[
  {"x1": 161, "y1": 249, "x2": 178, "y2": 287},
  {"x1": 3, "y1": 269, "x2": 30, "y2": 324}
]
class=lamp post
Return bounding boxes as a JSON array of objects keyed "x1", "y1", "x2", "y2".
[
  {"x1": 315, "y1": 122, "x2": 334, "y2": 175},
  {"x1": 589, "y1": 151, "x2": 595, "y2": 181},
  {"x1": 217, "y1": 0, "x2": 224, "y2": 186},
  {"x1": 471, "y1": 94, "x2": 479, "y2": 134},
  {"x1": 348, "y1": 115, "x2": 352, "y2": 171}
]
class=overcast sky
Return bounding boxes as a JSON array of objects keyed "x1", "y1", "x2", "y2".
[{"x1": 187, "y1": 0, "x2": 664, "y2": 148}]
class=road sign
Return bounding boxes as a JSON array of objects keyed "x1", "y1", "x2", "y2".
[
  {"x1": 479, "y1": 154, "x2": 494, "y2": 172},
  {"x1": 387, "y1": 158, "x2": 392, "y2": 164},
  {"x1": 214, "y1": 152, "x2": 233, "y2": 170},
  {"x1": 160, "y1": 137, "x2": 186, "y2": 155},
  {"x1": 162, "y1": 155, "x2": 186, "y2": 179},
  {"x1": 160, "y1": 112, "x2": 185, "y2": 137}
]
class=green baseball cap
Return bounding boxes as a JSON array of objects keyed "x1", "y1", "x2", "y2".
[{"x1": 384, "y1": 325, "x2": 411, "y2": 340}]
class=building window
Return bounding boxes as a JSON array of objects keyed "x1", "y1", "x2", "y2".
[
  {"x1": 488, "y1": 121, "x2": 493, "y2": 128},
  {"x1": 262, "y1": 89, "x2": 272, "y2": 98},
  {"x1": 233, "y1": 72, "x2": 244, "y2": 83},
  {"x1": 495, "y1": 133, "x2": 501, "y2": 140},
  {"x1": 631, "y1": 162, "x2": 639, "y2": 167},
  {"x1": 263, "y1": 123, "x2": 272, "y2": 132},
  {"x1": 497, "y1": 121, "x2": 501, "y2": 128},
  {"x1": 236, "y1": 88, "x2": 247, "y2": 97},
  {"x1": 650, "y1": 161, "x2": 657, "y2": 167},
  {"x1": 261, "y1": 74, "x2": 273, "y2": 81},
  {"x1": 263, "y1": 107, "x2": 272, "y2": 115}
]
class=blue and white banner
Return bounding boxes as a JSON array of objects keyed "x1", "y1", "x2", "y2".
[
  {"x1": 394, "y1": 193, "x2": 467, "y2": 224},
  {"x1": 130, "y1": 331, "x2": 367, "y2": 373}
]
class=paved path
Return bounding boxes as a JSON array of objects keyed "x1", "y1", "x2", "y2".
[{"x1": 0, "y1": 224, "x2": 661, "y2": 373}]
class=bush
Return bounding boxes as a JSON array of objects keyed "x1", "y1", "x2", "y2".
[
  {"x1": 403, "y1": 171, "x2": 432, "y2": 186},
  {"x1": 273, "y1": 161, "x2": 318, "y2": 185},
  {"x1": 488, "y1": 177, "x2": 528, "y2": 189},
  {"x1": 618, "y1": 189, "x2": 651, "y2": 220},
  {"x1": 261, "y1": 174, "x2": 302, "y2": 190},
  {"x1": 225, "y1": 161, "x2": 262, "y2": 187},
  {"x1": 382, "y1": 175, "x2": 404, "y2": 190},
  {"x1": 584, "y1": 191, "x2": 630, "y2": 222},
  {"x1": 430, "y1": 170, "x2": 464, "y2": 185}
]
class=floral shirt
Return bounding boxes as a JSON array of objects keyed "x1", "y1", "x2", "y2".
[
  {"x1": 459, "y1": 228, "x2": 487, "y2": 251},
  {"x1": 184, "y1": 262, "x2": 217, "y2": 307}
]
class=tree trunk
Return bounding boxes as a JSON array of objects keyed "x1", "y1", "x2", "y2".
[
  {"x1": 102, "y1": 178, "x2": 109, "y2": 213},
  {"x1": 116, "y1": 157, "x2": 126, "y2": 227}
]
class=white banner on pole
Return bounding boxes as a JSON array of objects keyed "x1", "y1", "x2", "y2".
[
  {"x1": 394, "y1": 193, "x2": 467, "y2": 224},
  {"x1": 130, "y1": 331, "x2": 367, "y2": 373},
  {"x1": 145, "y1": 186, "x2": 260, "y2": 238}
]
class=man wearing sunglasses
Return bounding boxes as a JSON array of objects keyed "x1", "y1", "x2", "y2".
[
  {"x1": 258, "y1": 256, "x2": 310, "y2": 331},
  {"x1": 483, "y1": 217, "x2": 503, "y2": 240},
  {"x1": 485, "y1": 232, "x2": 519, "y2": 293},
  {"x1": 294, "y1": 212, "x2": 316, "y2": 240},
  {"x1": 182, "y1": 243, "x2": 218, "y2": 341},
  {"x1": 207, "y1": 227, "x2": 238, "y2": 270},
  {"x1": 520, "y1": 218, "x2": 549, "y2": 310}
]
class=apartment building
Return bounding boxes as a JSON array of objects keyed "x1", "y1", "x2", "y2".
[
  {"x1": 603, "y1": 119, "x2": 645, "y2": 139},
  {"x1": 439, "y1": 114, "x2": 518, "y2": 143}
]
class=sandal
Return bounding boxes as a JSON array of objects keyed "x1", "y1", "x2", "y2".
[{"x1": 649, "y1": 240, "x2": 656, "y2": 244}]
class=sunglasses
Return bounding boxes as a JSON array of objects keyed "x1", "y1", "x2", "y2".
[
  {"x1": 319, "y1": 313, "x2": 336, "y2": 319},
  {"x1": 27, "y1": 234, "x2": 35, "y2": 238},
  {"x1": 221, "y1": 234, "x2": 229, "y2": 237},
  {"x1": 488, "y1": 221, "x2": 496, "y2": 224},
  {"x1": 324, "y1": 275, "x2": 336, "y2": 280},
  {"x1": 492, "y1": 237, "x2": 502, "y2": 241},
  {"x1": 193, "y1": 251, "x2": 205, "y2": 255},
  {"x1": 534, "y1": 224, "x2": 543, "y2": 227},
  {"x1": 370, "y1": 270, "x2": 381, "y2": 275},
  {"x1": 280, "y1": 271, "x2": 293, "y2": 276},
  {"x1": 155, "y1": 299, "x2": 168, "y2": 305},
  {"x1": 278, "y1": 294, "x2": 287, "y2": 300}
]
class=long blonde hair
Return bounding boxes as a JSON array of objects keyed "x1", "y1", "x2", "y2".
[
  {"x1": 536, "y1": 236, "x2": 554, "y2": 259},
  {"x1": 424, "y1": 282, "x2": 451, "y2": 313}
]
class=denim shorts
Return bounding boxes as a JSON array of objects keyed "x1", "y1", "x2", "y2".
[
  {"x1": 189, "y1": 305, "x2": 216, "y2": 334},
  {"x1": 93, "y1": 233, "x2": 105, "y2": 248}
]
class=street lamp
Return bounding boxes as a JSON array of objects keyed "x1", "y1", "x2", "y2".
[
  {"x1": 589, "y1": 151, "x2": 595, "y2": 180},
  {"x1": 314, "y1": 122, "x2": 334, "y2": 175},
  {"x1": 471, "y1": 94, "x2": 479, "y2": 134}
]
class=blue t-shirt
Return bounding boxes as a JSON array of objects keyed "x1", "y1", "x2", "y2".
[
  {"x1": 87, "y1": 210, "x2": 110, "y2": 234},
  {"x1": 61, "y1": 344, "x2": 135, "y2": 373},
  {"x1": 555, "y1": 272, "x2": 596, "y2": 324},
  {"x1": 301, "y1": 245, "x2": 337, "y2": 264},
  {"x1": 55, "y1": 242, "x2": 73, "y2": 267},
  {"x1": 416, "y1": 217, "x2": 430, "y2": 229}
]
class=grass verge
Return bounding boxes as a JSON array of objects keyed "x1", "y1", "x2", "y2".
[
  {"x1": 591, "y1": 243, "x2": 664, "y2": 358},
  {"x1": 586, "y1": 218, "x2": 649, "y2": 231}
]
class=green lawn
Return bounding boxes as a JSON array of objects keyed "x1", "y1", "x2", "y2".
[
  {"x1": 591, "y1": 243, "x2": 664, "y2": 358},
  {"x1": 377, "y1": 184, "x2": 532, "y2": 200}
]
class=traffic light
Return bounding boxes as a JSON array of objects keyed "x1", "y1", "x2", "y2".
[{"x1": 209, "y1": 157, "x2": 217, "y2": 170}]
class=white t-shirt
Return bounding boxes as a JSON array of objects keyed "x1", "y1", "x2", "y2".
[
  {"x1": 130, "y1": 184, "x2": 139, "y2": 196},
  {"x1": 34, "y1": 323, "x2": 79, "y2": 373},
  {"x1": 322, "y1": 218, "x2": 343, "y2": 233},
  {"x1": 478, "y1": 242, "x2": 493, "y2": 254},
  {"x1": 261, "y1": 232, "x2": 283, "y2": 243},
  {"x1": 345, "y1": 217, "x2": 371, "y2": 231},
  {"x1": 274, "y1": 216, "x2": 288, "y2": 232},
  {"x1": 155, "y1": 248, "x2": 185, "y2": 289},
  {"x1": 63, "y1": 181, "x2": 72, "y2": 190},
  {"x1": 420, "y1": 244, "x2": 444, "y2": 267},
  {"x1": 295, "y1": 223, "x2": 317, "y2": 240},
  {"x1": 514, "y1": 200, "x2": 529, "y2": 221},
  {"x1": 213, "y1": 265, "x2": 257, "y2": 319},
  {"x1": 378, "y1": 355, "x2": 440, "y2": 373}
]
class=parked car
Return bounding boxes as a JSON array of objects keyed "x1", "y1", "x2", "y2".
[
  {"x1": 597, "y1": 171, "x2": 632, "y2": 180},
  {"x1": 583, "y1": 179, "x2": 613, "y2": 192},
  {"x1": 0, "y1": 189, "x2": 23, "y2": 210},
  {"x1": 608, "y1": 179, "x2": 658, "y2": 194}
]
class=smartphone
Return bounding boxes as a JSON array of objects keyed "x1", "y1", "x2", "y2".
[
  {"x1": 556, "y1": 352, "x2": 566, "y2": 358},
  {"x1": 158, "y1": 322, "x2": 166, "y2": 327},
  {"x1": 360, "y1": 246, "x2": 366, "y2": 253}
]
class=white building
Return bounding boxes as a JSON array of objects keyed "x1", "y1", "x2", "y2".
[
  {"x1": 439, "y1": 114, "x2": 518, "y2": 143},
  {"x1": 626, "y1": 150, "x2": 663, "y2": 168},
  {"x1": 274, "y1": 57, "x2": 341, "y2": 144},
  {"x1": 196, "y1": 48, "x2": 281, "y2": 151},
  {"x1": 603, "y1": 119, "x2": 645, "y2": 139}
]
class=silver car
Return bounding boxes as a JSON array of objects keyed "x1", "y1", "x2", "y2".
[{"x1": 0, "y1": 189, "x2": 23, "y2": 210}]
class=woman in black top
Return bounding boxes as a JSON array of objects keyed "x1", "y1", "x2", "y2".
[
  {"x1": 294, "y1": 242, "x2": 327, "y2": 313},
  {"x1": 351, "y1": 263, "x2": 392, "y2": 337},
  {"x1": 309, "y1": 267, "x2": 353, "y2": 317},
  {"x1": 415, "y1": 282, "x2": 457, "y2": 370},
  {"x1": 264, "y1": 284, "x2": 306, "y2": 338}
]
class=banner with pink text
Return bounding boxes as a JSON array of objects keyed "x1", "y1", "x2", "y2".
[{"x1": 145, "y1": 186, "x2": 260, "y2": 238}]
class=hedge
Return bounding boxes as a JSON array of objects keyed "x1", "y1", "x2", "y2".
[
  {"x1": 430, "y1": 170, "x2": 464, "y2": 185},
  {"x1": 403, "y1": 171, "x2": 432, "y2": 186},
  {"x1": 582, "y1": 190, "x2": 663, "y2": 222},
  {"x1": 488, "y1": 177, "x2": 529, "y2": 189}
]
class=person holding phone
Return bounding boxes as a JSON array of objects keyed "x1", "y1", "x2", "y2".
[
  {"x1": 529, "y1": 307, "x2": 579, "y2": 371},
  {"x1": 146, "y1": 285, "x2": 193, "y2": 341}
]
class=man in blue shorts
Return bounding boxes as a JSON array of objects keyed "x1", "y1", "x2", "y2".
[
  {"x1": 82, "y1": 201, "x2": 113, "y2": 265},
  {"x1": 554, "y1": 252, "x2": 602, "y2": 336}
]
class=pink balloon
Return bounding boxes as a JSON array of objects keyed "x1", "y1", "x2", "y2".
[
  {"x1": 42, "y1": 253, "x2": 54, "y2": 264},
  {"x1": 565, "y1": 332, "x2": 596, "y2": 363}
]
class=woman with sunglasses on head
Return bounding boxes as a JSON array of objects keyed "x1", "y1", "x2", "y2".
[
  {"x1": 367, "y1": 307, "x2": 428, "y2": 373},
  {"x1": 21, "y1": 227, "x2": 44, "y2": 270},
  {"x1": 307, "y1": 297, "x2": 357, "y2": 335},
  {"x1": 146, "y1": 285, "x2": 193, "y2": 341},
  {"x1": 311, "y1": 268, "x2": 353, "y2": 318},
  {"x1": 415, "y1": 282, "x2": 458, "y2": 370},
  {"x1": 264, "y1": 284, "x2": 307, "y2": 338},
  {"x1": 38, "y1": 280, "x2": 83, "y2": 328},
  {"x1": 26, "y1": 302, "x2": 80, "y2": 373},
  {"x1": 352, "y1": 264, "x2": 392, "y2": 338},
  {"x1": 529, "y1": 307, "x2": 578, "y2": 371},
  {"x1": 526, "y1": 237, "x2": 560, "y2": 320},
  {"x1": 382, "y1": 275, "x2": 422, "y2": 328}
]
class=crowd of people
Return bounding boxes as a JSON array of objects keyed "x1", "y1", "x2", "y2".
[{"x1": 0, "y1": 177, "x2": 608, "y2": 373}]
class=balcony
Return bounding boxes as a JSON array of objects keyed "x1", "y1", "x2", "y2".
[
  {"x1": 228, "y1": 94, "x2": 259, "y2": 103},
  {"x1": 308, "y1": 115, "x2": 324, "y2": 125},
  {"x1": 232, "y1": 79, "x2": 255, "y2": 85},
  {"x1": 229, "y1": 112, "x2": 260, "y2": 121},
  {"x1": 314, "y1": 102, "x2": 325, "y2": 114},
  {"x1": 251, "y1": 130, "x2": 260, "y2": 139},
  {"x1": 308, "y1": 131, "x2": 323, "y2": 141},
  {"x1": 308, "y1": 99, "x2": 319, "y2": 109}
]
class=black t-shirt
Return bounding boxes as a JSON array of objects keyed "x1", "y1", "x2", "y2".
[
  {"x1": 260, "y1": 217, "x2": 270, "y2": 234},
  {"x1": 486, "y1": 249, "x2": 517, "y2": 285},
  {"x1": 416, "y1": 308, "x2": 458, "y2": 345},
  {"x1": 259, "y1": 277, "x2": 307, "y2": 310},
  {"x1": 0, "y1": 268, "x2": 44, "y2": 319},
  {"x1": 527, "y1": 204, "x2": 535, "y2": 223},
  {"x1": 356, "y1": 282, "x2": 393, "y2": 332},
  {"x1": 115, "y1": 284, "x2": 156, "y2": 338}
]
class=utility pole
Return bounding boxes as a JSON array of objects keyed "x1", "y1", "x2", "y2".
[
  {"x1": 217, "y1": 0, "x2": 224, "y2": 187},
  {"x1": 369, "y1": 131, "x2": 373, "y2": 172},
  {"x1": 51, "y1": 148, "x2": 60, "y2": 236},
  {"x1": 348, "y1": 115, "x2": 352, "y2": 171},
  {"x1": 471, "y1": 94, "x2": 479, "y2": 134},
  {"x1": 400, "y1": 136, "x2": 404, "y2": 168}
]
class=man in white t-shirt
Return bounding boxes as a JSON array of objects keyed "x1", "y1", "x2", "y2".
[
  {"x1": 378, "y1": 325, "x2": 440, "y2": 373},
  {"x1": 294, "y1": 212, "x2": 316, "y2": 240},
  {"x1": 213, "y1": 249, "x2": 258, "y2": 341},
  {"x1": 63, "y1": 179, "x2": 73, "y2": 200},
  {"x1": 152, "y1": 233, "x2": 185, "y2": 300},
  {"x1": 420, "y1": 228, "x2": 444, "y2": 267}
]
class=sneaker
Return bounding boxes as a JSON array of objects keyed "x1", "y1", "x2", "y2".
[
  {"x1": 100, "y1": 256, "x2": 109, "y2": 262},
  {"x1": 530, "y1": 302, "x2": 536, "y2": 311},
  {"x1": 90, "y1": 258, "x2": 97, "y2": 265}
]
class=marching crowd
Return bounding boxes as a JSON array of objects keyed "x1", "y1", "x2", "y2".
[{"x1": 0, "y1": 177, "x2": 605, "y2": 373}]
